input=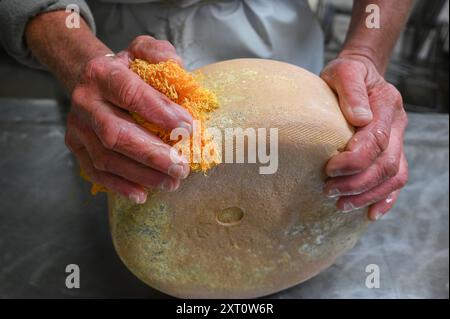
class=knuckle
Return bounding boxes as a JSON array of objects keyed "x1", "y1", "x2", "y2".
[
  {"x1": 394, "y1": 172, "x2": 409, "y2": 189},
  {"x1": 404, "y1": 170, "x2": 410, "y2": 185},
  {"x1": 379, "y1": 157, "x2": 399, "y2": 180},
  {"x1": 320, "y1": 60, "x2": 348, "y2": 83},
  {"x1": 377, "y1": 83, "x2": 403, "y2": 108},
  {"x1": 368, "y1": 127, "x2": 389, "y2": 154},
  {"x1": 92, "y1": 114, "x2": 118, "y2": 150},
  {"x1": 71, "y1": 86, "x2": 86, "y2": 106},
  {"x1": 131, "y1": 35, "x2": 154, "y2": 50},
  {"x1": 101, "y1": 126, "x2": 120, "y2": 151},
  {"x1": 333, "y1": 62, "x2": 349, "y2": 77},
  {"x1": 117, "y1": 80, "x2": 145, "y2": 110},
  {"x1": 388, "y1": 84, "x2": 403, "y2": 107},
  {"x1": 84, "y1": 57, "x2": 105, "y2": 80},
  {"x1": 397, "y1": 106, "x2": 409, "y2": 128},
  {"x1": 401, "y1": 168, "x2": 409, "y2": 186}
]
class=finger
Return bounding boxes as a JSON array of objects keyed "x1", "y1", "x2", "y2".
[
  {"x1": 336, "y1": 153, "x2": 408, "y2": 212},
  {"x1": 111, "y1": 51, "x2": 131, "y2": 67},
  {"x1": 128, "y1": 35, "x2": 183, "y2": 66},
  {"x1": 88, "y1": 100, "x2": 190, "y2": 179},
  {"x1": 321, "y1": 59, "x2": 373, "y2": 126},
  {"x1": 324, "y1": 127, "x2": 404, "y2": 197},
  {"x1": 65, "y1": 115, "x2": 85, "y2": 153},
  {"x1": 368, "y1": 190, "x2": 401, "y2": 221},
  {"x1": 73, "y1": 146, "x2": 148, "y2": 204},
  {"x1": 84, "y1": 57, "x2": 193, "y2": 132},
  {"x1": 326, "y1": 83, "x2": 400, "y2": 177},
  {"x1": 73, "y1": 122, "x2": 181, "y2": 191}
]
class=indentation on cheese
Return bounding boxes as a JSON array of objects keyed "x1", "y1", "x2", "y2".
[
  {"x1": 216, "y1": 207, "x2": 245, "y2": 226},
  {"x1": 83, "y1": 59, "x2": 220, "y2": 195}
]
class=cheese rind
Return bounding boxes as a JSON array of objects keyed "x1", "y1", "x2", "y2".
[{"x1": 108, "y1": 59, "x2": 369, "y2": 298}]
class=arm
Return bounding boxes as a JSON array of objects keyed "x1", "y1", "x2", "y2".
[
  {"x1": 26, "y1": 10, "x2": 111, "y2": 91},
  {"x1": 321, "y1": 1, "x2": 414, "y2": 221},
  {"x1": 26, "y1": 11, "x2": 192, "y2": 203},
  {"x1": 341, "y1": 0, "x2": 413, "y2": 74}
]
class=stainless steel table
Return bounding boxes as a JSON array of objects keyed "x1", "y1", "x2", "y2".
[{"x1": 0, "y1": 98, "x2": 448, "y2": 298}]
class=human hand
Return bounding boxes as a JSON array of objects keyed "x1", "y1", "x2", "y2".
[
  {"x1": 321, "y1": 54, "x2": 409, "y2": 221},
  {"x1": 65, "y1": 36, "x2": 192, "y2": 204}
]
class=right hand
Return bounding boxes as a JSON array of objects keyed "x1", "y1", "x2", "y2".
[{"x1": 65, "y1": 36, "x2": 193, "y2": 204}]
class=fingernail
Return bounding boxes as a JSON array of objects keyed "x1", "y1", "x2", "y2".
[
  {"x1": 352, "y1": 107, "x2": 373, "y2": 120},
  {"x1": 373, "y1": 211, "x2": 384, "y2": 221},
  {"x1": 177, "y1": 121, "x2": 192, "y2": 134},
  {"x1": 341, "y1": 202, "x2": 357, "y2": 213},
  {"x1": 385, "y1": 194, "x2": 394, "y2": 204},
  {"x1": 159, "y1": 179, "x2": 179, "y2": 192},
  {"x1": 168, "y1": 164, "x2": 189, "y2": 179},
  {"x1": 326, "y1": 188, "x2": 341, "y2": 198},
  {"x1": 129, "y1": 192, "x2": 147, "y2": 204},
  {"x1": 328, "y1": 168, "x2": 361, "y2": 177},
  {"x1": 328, "y1": 170, "x2": 343, "y2": 177}
]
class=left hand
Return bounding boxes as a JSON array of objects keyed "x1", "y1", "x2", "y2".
[{"x1": 320, "y1": 54, "x2": 409, "y2": 221}]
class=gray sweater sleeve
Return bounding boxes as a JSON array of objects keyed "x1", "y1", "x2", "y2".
[{"x1": 0, "y1": 0, "x2": 96, "y2": 69}]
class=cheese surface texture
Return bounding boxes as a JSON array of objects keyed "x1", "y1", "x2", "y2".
[{"x1": 108, "y1": 59, "x2": 369, "y2": 298}]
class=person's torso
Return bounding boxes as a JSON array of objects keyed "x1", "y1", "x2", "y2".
[{"x1": 87, "y1": 0, "x2": 324, "y2": 73}]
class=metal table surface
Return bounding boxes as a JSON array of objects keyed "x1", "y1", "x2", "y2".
[{"x1": 0, "y1": 98, "x2": 448, "y2": 299}]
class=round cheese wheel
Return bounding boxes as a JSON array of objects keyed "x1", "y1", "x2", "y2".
[{"x1": 108, "y1": 59, "x2": 369, "y2": 298}]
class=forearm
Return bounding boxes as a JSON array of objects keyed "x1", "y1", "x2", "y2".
[
  {"x1": 25, "y1": 10, "x2": 112, "y2": 92},
  {"x1": 341, "y1": 0, "x2": 414, "y2": 74}
]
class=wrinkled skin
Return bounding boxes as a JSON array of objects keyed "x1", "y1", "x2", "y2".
[
  {"x1": 321, "y1": 54, "x2": 409, "y2": 221},
  {"x1": 65, "y1": 36, "x2": 192, "y2": 204}
]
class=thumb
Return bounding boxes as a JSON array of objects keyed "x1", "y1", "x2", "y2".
[{"x1": 321, "y1": 61, "x2": 373, "y2": 127}]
